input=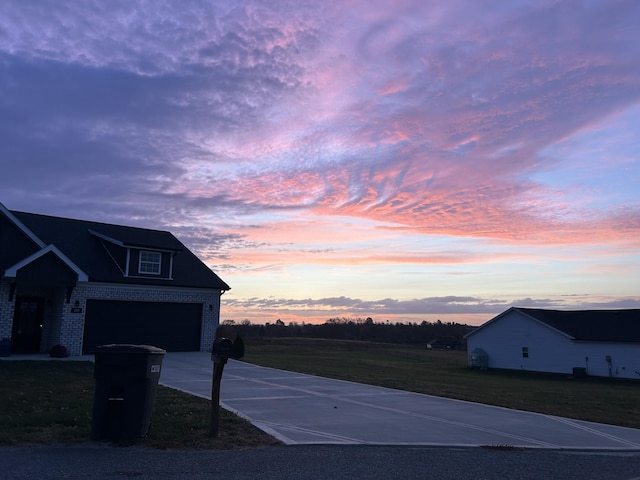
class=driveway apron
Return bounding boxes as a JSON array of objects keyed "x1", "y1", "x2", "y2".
[{"x1": 159, "y1": 352, "x2": 640, "y2": 449}]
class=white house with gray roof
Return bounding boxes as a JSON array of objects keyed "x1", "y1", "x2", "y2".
[{"x1": 465, "y1": 307, "x2": 640, "y2": 379}]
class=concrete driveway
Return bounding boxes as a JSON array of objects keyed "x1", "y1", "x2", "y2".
[{"x1": 159, "y1": 352, "x2": 640, "y2": 450}]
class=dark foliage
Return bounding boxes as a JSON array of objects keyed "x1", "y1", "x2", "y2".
[{"x1": 218, "y1": 317, "x2": 474, "y2": 348}]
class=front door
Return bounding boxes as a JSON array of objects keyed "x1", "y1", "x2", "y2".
[{"x1": 11, "y1": 297, "x2": 45, "y2": 352}]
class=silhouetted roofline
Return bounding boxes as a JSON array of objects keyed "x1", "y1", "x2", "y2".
[
  {"x1": 0, "y1": 202, "x2": 46, "y2": 248},
  {"x1": 2, "y1": 203, "x2": 230, "y2": 291},
  {"x1": 465, "y1": 307, "x2": 640, "y2": 342}
]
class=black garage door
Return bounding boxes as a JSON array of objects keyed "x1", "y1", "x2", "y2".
[{"x1": 83, "y1": 300, "x2": 203, "y2": 354}]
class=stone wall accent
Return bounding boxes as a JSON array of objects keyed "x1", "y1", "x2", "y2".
[{"x1": 0, "y1": 282, "x2": 15, "y2": 340}]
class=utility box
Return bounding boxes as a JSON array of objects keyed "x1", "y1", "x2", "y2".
[
  {"x1": 469, "y1": 348, "x2": 489, "y2": 370},
  {"x1": 91, "y1": 344, "x2": 166, "y2": 441}
]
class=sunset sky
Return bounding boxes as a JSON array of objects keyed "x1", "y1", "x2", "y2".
[{"x1": 1, "y1": 0, "x2": 639, "y2": 325}]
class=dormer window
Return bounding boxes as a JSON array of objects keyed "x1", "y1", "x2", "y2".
[
  {"x1": 139, "y1": 251, "x2": 161, "y2": 275},
  {"x1": 88, "y1": 229, "x2": 177, "y2": 280}
]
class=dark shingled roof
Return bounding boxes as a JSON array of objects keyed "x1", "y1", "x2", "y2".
[
  {"x1": 515, "y1": 308, "x2": 640, "y2": 343},
  {"x1": 11, "y1": 210, "x2": 230, "y2": 290}
]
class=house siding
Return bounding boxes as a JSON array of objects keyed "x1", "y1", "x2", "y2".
[
  {"x1": 467, "y1": 310, "x2": 640, "y2": 379},
  {"x1": 573, "y1": 342, "x2": 639, "y2": 379}
]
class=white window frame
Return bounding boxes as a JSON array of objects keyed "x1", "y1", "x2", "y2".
[{"x1": 139, "y1": 250, "x2": 162, "y2": 275}]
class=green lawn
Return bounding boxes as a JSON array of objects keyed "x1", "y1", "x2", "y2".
[
  {"x1": 242, "y1": 337, "x2": 640, "y2": 429},
  {"x1": 0, "y1": 361, "x2": 281, "y2": 449}
]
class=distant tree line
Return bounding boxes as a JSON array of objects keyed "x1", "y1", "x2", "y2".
[{"x1": 218, "y1": 317, "x2": 474, "y2": 348}]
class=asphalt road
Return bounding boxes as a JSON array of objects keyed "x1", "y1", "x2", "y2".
[{"x1": 2, "y1": 444, "x2": 640, "y2": 480}]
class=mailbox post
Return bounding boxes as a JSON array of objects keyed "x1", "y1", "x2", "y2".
[{"x1": 210, "y1": 336, "x2": 244, "y2": 437}]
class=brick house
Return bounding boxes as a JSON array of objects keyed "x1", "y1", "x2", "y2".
[{"x1": 0, "y1": 203, "x2": 230, "y2": 356}]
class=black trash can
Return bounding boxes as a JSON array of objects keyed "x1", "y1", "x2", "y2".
[{"x1": 91, "y1": 344, "x2": 166, "y2": 441}]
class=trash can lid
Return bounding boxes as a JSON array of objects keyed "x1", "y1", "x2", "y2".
[{"x1": 95, "y1": 344, "x2": 166, "y2": 354}]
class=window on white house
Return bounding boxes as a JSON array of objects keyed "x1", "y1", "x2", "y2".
[
  {"x1": 522, "y1": 347, "x2": 529, "y2": 358},
  {"x1": 139, "y1": 251, "x2": 161, "y2": 274}
]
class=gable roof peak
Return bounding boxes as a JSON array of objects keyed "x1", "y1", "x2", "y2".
[{"x1": 0, "y1": 202, "x2": 46, "y2": 248}]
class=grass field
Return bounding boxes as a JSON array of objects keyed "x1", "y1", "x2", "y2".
[
  {"x1": 242, "y1": 337, "x2": 640, "y2": 430},
  {"x1": 0, "y1": 361, "x2": 281, "y2": 449}
]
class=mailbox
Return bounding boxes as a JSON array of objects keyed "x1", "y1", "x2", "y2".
[
  {"x1": 212, "y1": 337, "x2": 234, "y2": 360},
  {"x1": 211, "y1": 336, "x2": 244, "y2": 362}
]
